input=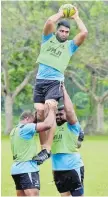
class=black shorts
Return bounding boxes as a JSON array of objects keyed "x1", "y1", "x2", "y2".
[
  {"x1": 12, "y1": 172, "x2": 40, "y2": 190},
  {"x1": 53, "y1": 169, "x2": 84, "y2": 195},
  {"x1": 33, "y1": 79, "x2": 63, "y2": 103},
  {"x1": 80, "y1": 166, "x2": 84, "y2": 185}
]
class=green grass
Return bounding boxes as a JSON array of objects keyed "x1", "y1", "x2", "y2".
[{"x1": 1, "y1": 136, "x2": 108, "y2": 196}]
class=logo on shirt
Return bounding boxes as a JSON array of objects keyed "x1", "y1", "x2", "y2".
[
  {"x1": 54, "y1": 134, "x2": 62, "y2": 141},
  {"x1": 46, "y1": 46, "x2": 62, "y2": 57}
]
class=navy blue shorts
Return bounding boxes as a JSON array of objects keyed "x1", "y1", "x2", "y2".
[
  {"x1": 12, "y1": 172, "x2": 40, "y2": 190},
  {"x1": 33, "y1": 79, "x2": 63, "y2": 103},
  {"x1": 53, "y1": 167, "x2": 84, "y2": 195}
]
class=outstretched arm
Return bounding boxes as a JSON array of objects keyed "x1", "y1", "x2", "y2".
[
  {"x1": 71, "y1": 7, "x2": 88, "y2": 46},
  {"x1": 62, "y1": 86, "x2": 77, "y2": 124},
  {"x1": 43, "y1": 10, "x2": 64, "y2": 35}
]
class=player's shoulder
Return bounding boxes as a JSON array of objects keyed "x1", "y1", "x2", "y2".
[
  {"x1": 22, "y1": 123, "x2": 35, "y2": 130},
  {"x1": 68, "y1": 39, "x2": 79, "y2": 55},
  {"x1": 67, "y1": 121, "x2": 80, "y2": 127},
  {"x1": 19, "y1": 123, "x2": 36, "y2": 139},
  {"x1": 67, "y1": 121, "x2": 81, "y2": 135},
  {"x1": 42, "y1": 33, "x2": 54, "y2": 43},
  {"x1": 68, "y1": 39, "x2": 78, "y2": 47}
]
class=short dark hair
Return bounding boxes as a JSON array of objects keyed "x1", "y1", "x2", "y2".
[
  {"x1": 58, "y1": 105, "x2": 64, "y2": 111},
  {"x1": 57, "y1": 20, "x2": 70, "y2": 29},
  {"x1": 20, "y1": 111, "x2": 34, "y2": 121}
]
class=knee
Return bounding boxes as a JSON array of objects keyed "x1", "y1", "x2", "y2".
[
  {"x1": 25, "y1": 189, "x2": 39, "y2": 196},
  {"x1": 45, "y1": 99, "x2": 58, "y2": 111}
]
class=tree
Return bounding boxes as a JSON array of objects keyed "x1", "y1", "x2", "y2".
[
  {"x1": 65, "y1": 69, "x2": 108, "y2": 134},
  {"x1": 64, "y1": 1, "x2": 108, "y2": 134},
  {"x1": 1, "y1": 1, "x2": 39, "y2": 133},
  {"x1": 1, "y1": 1, "x2": 108, "y2": 134},
  {"x1": 1, "y1": 66, "x2": 36, "y2": 134}
]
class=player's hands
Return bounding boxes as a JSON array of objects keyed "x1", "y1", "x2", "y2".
[
  {"x1": 69, "y1": 6, "x2": 79, "y2": 19},
  {"x1": 78, "y1": 130, "x2": 84, "y2": 142},
  {"x1": 58, "y1": 8, "x2": 64, "y2": 18},
  {"x1": 45, "y1": 100, "x2": 58, "y2": 112}
]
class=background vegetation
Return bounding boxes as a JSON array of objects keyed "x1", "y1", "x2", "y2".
[{"x1": 1, "y1": 1, "x2": 108, "y2": 135}]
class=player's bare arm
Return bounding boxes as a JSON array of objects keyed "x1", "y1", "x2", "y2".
[
  {"x1": 36, "y1": 104, "x2": 56, "y2": 132},
  {"x1": 62, "y1": 85, "x2": 77, "y2": 124},
  {"x1": 43, "y1": 10, "x2": 64, "y2": 35},
  {"x1": 71, "y1": 6, "x2": 88, "y2": 46}
]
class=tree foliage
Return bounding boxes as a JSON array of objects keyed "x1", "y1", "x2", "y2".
[{"x1": 1, "y1": 1, "x2": 108, "y2": 134}]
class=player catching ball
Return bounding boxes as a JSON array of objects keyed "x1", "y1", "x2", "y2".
[{"x1": 33, "y1": 4, "x2": 88, "y2": 164}]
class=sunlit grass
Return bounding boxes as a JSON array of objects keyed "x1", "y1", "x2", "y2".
[{"x1": 1, "y1": 136, "x2": 108, "y2": 196}]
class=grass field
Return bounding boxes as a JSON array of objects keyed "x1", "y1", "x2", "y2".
[{"x1": 1, "y1": 135, "x2": 108, "y2": 196}]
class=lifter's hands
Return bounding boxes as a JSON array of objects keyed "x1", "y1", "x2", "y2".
[
  {"x1": 58, "y1": 8, "x2": 64, "y2": 18},
  {"x1": 69, "y1": 6, "x2": 79, "y2": 19},
  {"x1": 45, "y1": 100, "x2": 58, "y2": 113}
]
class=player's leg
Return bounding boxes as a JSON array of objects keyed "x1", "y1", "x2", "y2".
[
  {"x1": 16, "y1": 190, "x2": 26, "y2": 196},
  {"x1": 60, "y1": 192, "x2": 71, "y2": 196},
  {"x1": 53, "y1": 170, "x2": 71, "y2": 196},
  {"x1": 12, "y1": 174, "x2": 26, "y2": 196},
  {"x1": 41, "y1": 80, "x2": 63, "y2": 151},
  {"x1": 24, "y1": 188, "x2": 39, "y2": 196},
  {"x1": 52, "y1": 169, "x2": 71, "y2": 196},
  {"x1": 53, "y1": 164, "x2": 84, "y2": 196},
  {"x1": 21, "y1": 172, "x2": 40, "y2": 196},
  {"x1": 34, "y1": 102, "x2": 47, "y2": 148},
  {"x1": 43, "y1": 99, "x2": 57, "y2": 150},
  {"x1": 53, "y1": 170, "x2": 83, "y2": 197},
  {"x1": 34, "y1": 80, "x2": 63, "y2": 164},
  {"x1": 33, "y1": 79, "x2": 47, "y2": 148},
  {"x1": 77, "y1": 165, "x2": 84, "y2": 196},
  {"x1": 33, "y1": 100, "x2": 57, "y2": 165},
  {"x1": 70, "y1": 169, "x2": 84, "y2": 196}
]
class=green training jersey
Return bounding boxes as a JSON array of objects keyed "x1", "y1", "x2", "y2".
[
  {"x1": 10, "y1": 125, "x2": 37, "y2": 162},
  {"x1": 51, "y1": 122, "x2": 79, "y2": 154},
  {"x1": 36, "y1": 35, "x2": 71, "y2": 73}
]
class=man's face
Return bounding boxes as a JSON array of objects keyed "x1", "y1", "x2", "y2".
[
  {"x1": 56, "y1": 109, "x2": 66, "y2": 126},
  {"x1": 56, "y1": 25, "x2": 70, "y2": 42}
]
